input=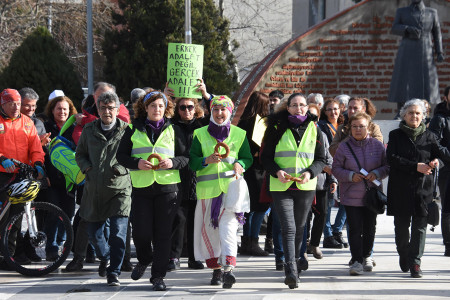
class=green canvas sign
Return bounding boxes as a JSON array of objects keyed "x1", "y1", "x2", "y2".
[{"x1": 167, "y1": 43, "x2": 204, "y2": 98}]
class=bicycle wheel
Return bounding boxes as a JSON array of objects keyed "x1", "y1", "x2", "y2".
[{"x1": 0, "y1": 202, "x2": 73, "y2": 276}]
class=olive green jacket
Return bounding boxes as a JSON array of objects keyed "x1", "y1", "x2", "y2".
[{"x1": 75, "y1": 119, "x2": 131, "y2": 222}]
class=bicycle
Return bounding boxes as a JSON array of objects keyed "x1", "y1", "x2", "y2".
[{"x1": 0, "y1": 159, "x2": 73, "y2": 276}]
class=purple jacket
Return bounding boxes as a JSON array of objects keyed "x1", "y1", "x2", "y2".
[{"x1": 332, "y1": 135, "x2": 389, "y2": 207}]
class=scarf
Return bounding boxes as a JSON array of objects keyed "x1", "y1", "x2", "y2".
[
  {"x1": 145, "y1": 117, "x2": 165, "y2": 137},
  {"x1": 399, "y1": 120, "x2": 426, "y2": 141},
  {"x1": 207, "y1": 113, "x2": 231, "y2": 142},
  {"x1": 288, "y1": 114, "x2": 307, "y2": 127}
]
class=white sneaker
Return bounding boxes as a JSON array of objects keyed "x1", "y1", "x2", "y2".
[
  {"x1": 363, "y1": 257, "x2": 374, "y2": 272},
  {"x1": 349, "y1": 261, "x2": 363, "y2": 275}
]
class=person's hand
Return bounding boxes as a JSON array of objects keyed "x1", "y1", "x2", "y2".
[
  {"x1": 365, "y1": 172, "x2": 377, "y2": 182},
  {"x1": 195, "y1": 79, "x2": 210, "y2": 99},
  {"x1": 429, "y1": 159, "x2": 439, "y2": 169},
  {"x1": 297, "y1": 171, "x2": 311, "y2": 184},
  {"x1": 164, "y1": 82, "x2": 175, "y2": 97},
  {"x1": 330, "y1": 182, "x2": 337, "y2": 194},
  {"x1": 138, "y1": 159, "x2": 153, "y2": 170},
  {"x1": 75, "y1": 113, "x2": 85, "y2": 125},
  {"x1": 35, "y1": 165, "x2": 45, "y2": 180},
  {"x1": 406, "y1": 26, "x2": 421, "y2": 39},
  {"x1": 276, "y1": 170, "x2": 290, "y2": 183},
  {"x1": 352, "y1": 173, "x2": 365, "y2": 183},
  {"x1": 323, "y1": 165, "x2": 332, "y2": 175},
  {"x1": 417, "y1": 162, "x2": 433, "y2": 175},
  {"x1": 233, "y1": 162, "x2": 244, "y2": 176},
  {"x1": 39, "y1": 133, "x2": 52, "y2": 147},
  {"x1": 205, "y1": 153, "x2": 222, "y2": 164},
  {"x1": 158, "y1": 158, "x2": 173, "y2": 170},
  {"x1": 437, "y1": 53, "x2": 445, "y2": 63},
  {"x1": 1, "y1": 159, "x2": 15, "y2": 173}
]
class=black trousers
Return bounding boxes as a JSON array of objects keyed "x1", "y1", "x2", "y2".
[
  {"x1": 309, "y1": 190, "x2": 328, "y2": 247},
  {"x1": 169, "y1": 200, "x2": 196, "y2": 261},
  {"x1": 131, "y1": 190, "x2": 178, "y2": 279},
  {"x1": 344, "y1": 205, "x2": 377, "y2": 263}
]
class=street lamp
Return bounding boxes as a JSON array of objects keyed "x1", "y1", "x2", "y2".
[
  {"x1": 87, "y1": 0, "x2": 94, "y2": 94},
  {"x1": 185, "y1": 0, "x2": 191, "y2": 44}
]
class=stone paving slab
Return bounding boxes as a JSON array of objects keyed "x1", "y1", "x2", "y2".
[{"x1": 1, "y1": 213, "x2": 449, "y2": 299}]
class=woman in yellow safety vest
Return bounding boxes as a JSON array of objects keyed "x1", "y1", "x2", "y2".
[
  {"x1": 261, "y1": 93, "x2": 326, "y2": 289},
  {"x1": 189, "y1": 95, "x2": 252, "y2": 289},
  {"x1": 116, "y1": 91, "x2": 188, "y2": 291}
]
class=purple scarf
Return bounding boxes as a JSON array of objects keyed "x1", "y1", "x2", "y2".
[
  {"x1": 210, "y1": 195, "x2": 246, "y2": 228},
  {"x1": 207, "y1": 121, "x2": 230, "y2": 142},
  {"x1": 288, "y1": 114, "x2": 307, "y2": 126},
  {"x1": 145, "y1": 118, "x2": 165, "y2": 136}
]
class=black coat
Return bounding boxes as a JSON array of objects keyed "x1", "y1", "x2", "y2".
[
  {"x1": 260, "y1": 110, "x2": 326, "y2": 181},
  {"x1": 237, "y1": 116, "x2": 269, "y2": 212},
  {"x1": 386, "y1": 127, "x2": 450, "y2": 217},
  {"x1": 172, "y1": 116, "x2": 208, "y2": 202}
]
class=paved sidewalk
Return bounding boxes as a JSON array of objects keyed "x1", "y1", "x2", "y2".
[{"x1": 1, "y1": 212, "x2": 449, "y2": 299}]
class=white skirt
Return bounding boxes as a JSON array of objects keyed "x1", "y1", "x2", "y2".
[{"x1": 193, "y1": 198, "x2": 239, "y2": 266}]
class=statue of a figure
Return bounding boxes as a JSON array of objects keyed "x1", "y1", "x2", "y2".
[{"x1": 388, "y1": 0, "x2": 444, "y2": 110}]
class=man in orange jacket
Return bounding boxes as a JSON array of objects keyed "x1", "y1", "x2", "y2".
[{"x1": 0, "y1": 88, "x2": 45, "y2": 269}]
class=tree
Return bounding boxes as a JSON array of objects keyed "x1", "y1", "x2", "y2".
[
  {"x1": 0, "y1": 27, "x2": 84, "y2": 112},
  {"x1": 102, "y1": 0, "x2": 239, "y2": 99}
]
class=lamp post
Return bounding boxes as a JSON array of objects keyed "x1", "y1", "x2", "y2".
[
  {"x1": 185, "y1": 0, "x2": 191, "y2": 44},
  {"x1": 86, "y1": 0, "x2": 94, "y2": 94}
]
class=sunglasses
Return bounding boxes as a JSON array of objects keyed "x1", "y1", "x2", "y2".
[{"x1": 179, "y1": 105, "x2": 194, "y2": 111}]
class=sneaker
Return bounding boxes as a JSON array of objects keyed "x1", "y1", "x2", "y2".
[
  {"x1": 363, "y1": 257, "x2": 374, "y2": 272},
  {"x1": 98, "y1": 260, "x2": 109, "y2": 277},
  {"x1": 121, "y1": 259, "x2": 133, "y2": 272},
  {"x1": 167, "y1": 258, "x2": 180, "y2": 271},
  {"x1": 13, "y1": 253, "x2": 31, "y2": 265},
  {"x1": 349, "y1": 261, "x2": 363, "y2": 276},
  {"x1": 131, "y1": 262, "x2": 148, "y2": 280},
  {"x1": 150, "y1": 277, "x2": 166, "y2": 291},
  {"x1": 323, "y1": 236, "x2": 343, "y2": 249},
  {"x1": 65, "y1": 257, "x2": 84, "y2": 272},
  {"x1": 410, "y1": 264, "x2": 423, "y2": 278},
  {"x1": 107, "y1": 274, "x2": 120, "y2": 286},
  {"x1": 210, "y1": 269, "x2": 223, "y2": 285},
  {"x1": 222, "y1": 270, "x2": 236, "y2": 289},
  {"x1": 333, "y1": 232, "x2": 349, "y2": 248},
  {"x1": 188, "y1": 260, "x2": 204, "y2": 269}
]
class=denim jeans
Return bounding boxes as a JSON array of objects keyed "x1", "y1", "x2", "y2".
[
  {"x1": 272, "y1": 189, "x2": 315, "y2": 263},
  {"x1": 323, "y1": 200, "x2": 347, "y2": 238},
  {"x1": 271, "y1": 203, "x2": 284, "y2": 262},
  {"x1": 87, "y1": 216, "x2": 128, "y2": 276},
  {"x1": 243, "y1": 211, "x2": 267, "y2": 238}
]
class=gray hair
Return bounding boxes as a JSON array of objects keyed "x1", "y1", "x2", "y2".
[
  {"x1": 97, "y1": 91, "x2": 120, "y2": 107},
  {"x1": 94, "y1": 82, "x2": 116, "y2": 93},
  {"x1": 334, "y1": 94, "x2": 350, "y2": 109},
  {"x1": 131, "y1": 88, "x2": 146, "y2": 104},
  {"x1": 307, "y1": 93, "x2": 324, "y2": 106},
  {"x1": 399, "y1": 99, "x2": 427, "y2": 119},
  {"x1": 18, "y1": 87, "x2": 39, "y2": 101}
]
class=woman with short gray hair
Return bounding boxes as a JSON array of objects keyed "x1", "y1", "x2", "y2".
[{"x1": 387, "y1": 98, "x2": 450, "y2": 278}]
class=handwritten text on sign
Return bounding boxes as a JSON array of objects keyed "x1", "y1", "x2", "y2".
[{"x1": 167, "y1": 43, "x2": 204, "y2": 98}]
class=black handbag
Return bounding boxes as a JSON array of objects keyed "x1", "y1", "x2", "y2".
[
  {"x1": 427, "y1": 168, "x2": 440, "y2": 229},
  {"x1": 346, "y1": 142, "x2": 387, "y2": 214}
]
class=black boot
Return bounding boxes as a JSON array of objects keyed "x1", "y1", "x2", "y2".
[
  {"x1": 211, "y1": 269, "x2": 223, "y2": 285},
  {"x1": 65, "y1": 255, "x2": 84, "y2": 272},
  {"x1": 239, "y1": 236, "x2": 250, "y2": 255},
  {"x1": 284, "y1": 262, "x2": 298, "y2": 289},
  {"x1": 264, "y1": 238, "x2": 274, "y2": 253},
  {"x1": 333, "y1": 232, "x2": 349, "y2": 248},
  {"x1": 250, "y1": 237, "x2": 269, "y2": 256}
]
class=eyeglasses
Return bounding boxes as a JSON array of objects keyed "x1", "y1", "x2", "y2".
[
  {"x1": 325, "y1": 108, "x2": 339, "y2": 112},
  {"x1": 289, "y1": 103, "x2": 307, "y2": 108},
  {"x1": 179, "y1": 105, "x2": 194, "y2": 111},
  {"x1": 351, "y1": 125, "x2": 367, "y2": 130},
  {"x1": 99, "y1": 106, "x2": 117, "y2": 112}
]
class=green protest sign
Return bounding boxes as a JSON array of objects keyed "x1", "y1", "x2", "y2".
[{"x1": 167, "y1": 43, "x2": 204, "y2": 98}]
